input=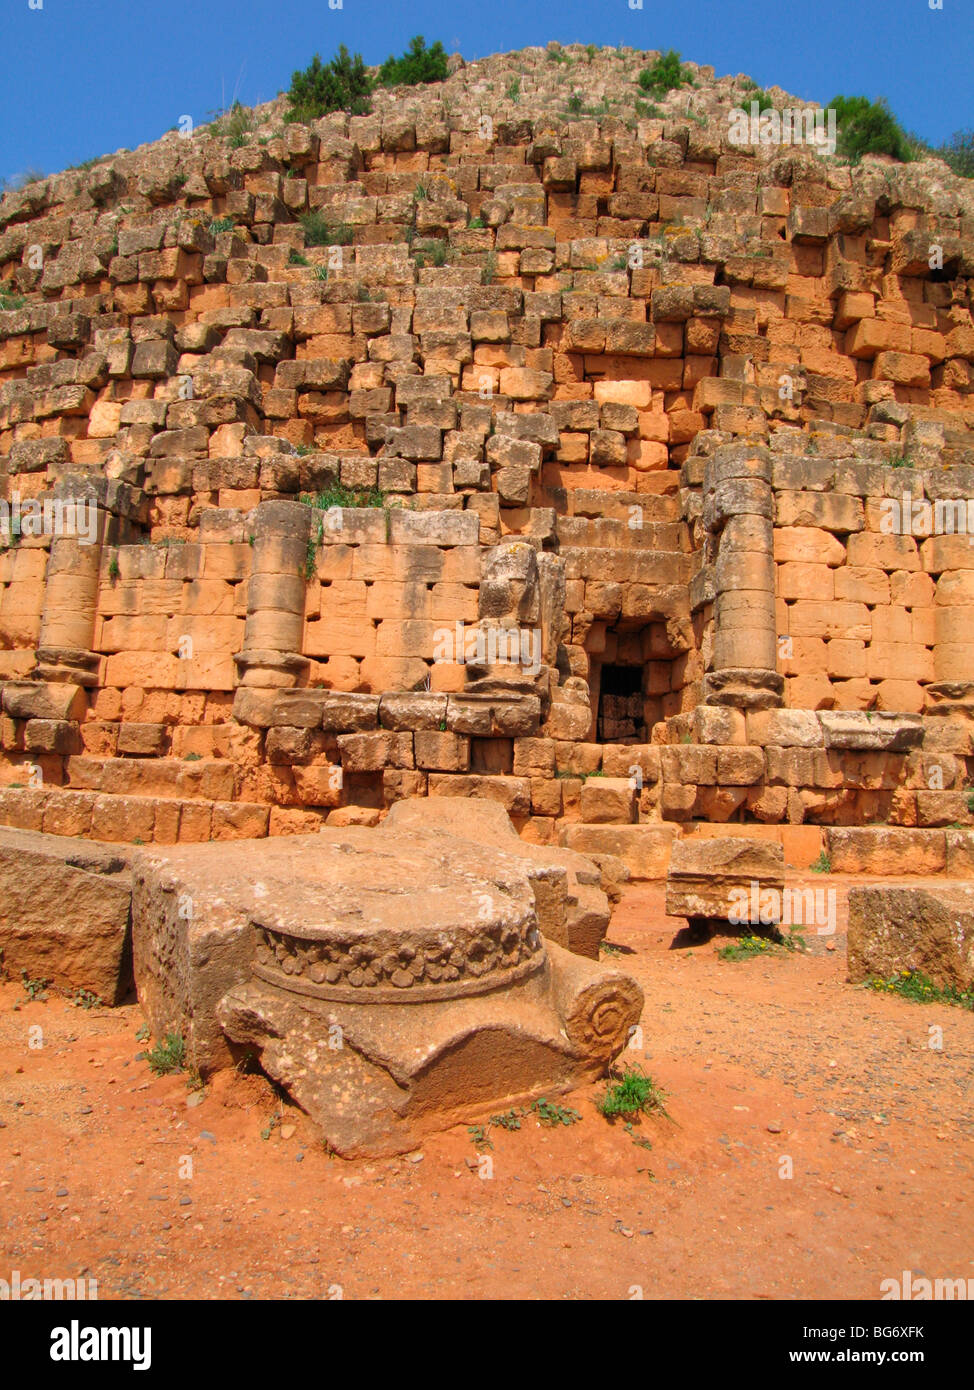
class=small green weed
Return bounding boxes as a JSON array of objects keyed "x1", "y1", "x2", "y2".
[
  {"x1": 144, "y1": 1031, "x2": 187, "y2": 1076},
  {"x1": 72, "y1": 988, "x2": 103, "y2": 1010},
  {"x1": 598, "y1": 1066, "x2": 669, "y2": 1121},
  {"x1": 866, "y1": 969, "x2": 974, "y2": 1012},
  {"x1": 21, "y1": 970, "x2": 50, "y2": 1002},
  {"x1": 489, "y1": 1108, "x2": 523, "y2": 1132},
  {"x1": 531, "y1": 1098, "x2": 581, "y2": 1128}
]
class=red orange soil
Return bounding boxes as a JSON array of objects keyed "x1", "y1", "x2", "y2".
[{"x1": 1, "y1": 878, "x2": 971, "y2": 1301}]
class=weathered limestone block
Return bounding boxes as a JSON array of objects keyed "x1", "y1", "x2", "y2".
[
  {"x1": 848, "y1": 885, "x2": 974, "y2": 990},
  {"x1": 319, "y1": 691, "x2": 381, "y2": 732},
  {"x1": 378, "y1": 692, "x2": 447, "y2": 731},
  {"x1": 560, "y1": 824, "x2": 677, "y2": 881},
  {"x1": 446, "y1": 692, "x2": 541, "y2": 737},
  {"x1": 826, "y1": 827, "x2": 946, "y2": 876},
  {"x1": 2, "y1": 681, "x2": 87, "y2": 722},
  {"x1": 0, "y1": 827, "x2": 131, "y2": 1002},
  {"x1": 665, "y1": 837, "x2": 785, "y2": 926},
  {"x1": 819, "y1": 711, "x2": 923, "y2": 752},
  {"x1": 579, "y1": 777, "x2": 637, "y2": 824}
]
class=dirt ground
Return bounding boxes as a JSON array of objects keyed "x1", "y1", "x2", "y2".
[{"x1": 1, "y1": 876, "x2": 972, "y2": 1302}]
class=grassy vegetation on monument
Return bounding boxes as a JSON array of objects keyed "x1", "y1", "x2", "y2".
[
  {"x1": 0, "y1": 283, "x2": 26, "y2": 311},
  {"x1": 209, "y1": 101, "x2": 257, "y2": 148},
  {"x1": 285, "y1": 45, "x2": 373, "y2": 122},
  {"x1": 301, "y1": 482, "x2": 386, "y2": 511},
  {"x1": 935, "y1": 129, "x2": 974, "y2": 178},
  {"x1": 285, "y1": 36, "x2": 448, "y2": 124},
  {"x1": 830, "y1": 94, "x2": 915, "y2": 164},
  {"x1": 300, "y1": 210, "x2": 354, "y2": 246},
  {"x1": 638, "y1": 50, "x2": 692, "y2": 99}
]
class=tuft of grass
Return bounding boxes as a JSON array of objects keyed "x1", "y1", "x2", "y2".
[
  {"x1": 210, "y1": 101, "x2": 256, "y2": 148},
  {"x1": 480, "y1": 250, "x2": 498, "y2": 285},
  {"x1": 414, "y1": 238, "x2": 448, "y2": 268},
  {"x1": 301, "y1": 482, "x2": 385, "y2": 511},
  {"x1": 0, "y1": 284, "x2": 26, "y2": 311},
  {"x1": 300, "y1": 211, "x2": 354, "y2": 247},
  {"x1": 888, "y1": 453, "x2": 914, "y2": 469},
  {"x1": 811, "y1": 850, "x2": 832, "y2": 874},
  {"x1": 638, "y1": 50, "x2": 691, "y2": 99},
  {"x1": 300, "y1": 483, "x2": 386, "y2": 577},
  {"x1": 866, "y1": 969, "x2": 974, "y2": 1012},
  {"x1": 967, "y1": 789, "x2": 974, "y2": 816},
  {"x1": 598, "y1": 1065, "x2": 669, "y2": 1121},
  {"x1": 741, "y1": 87, "x2": 775, "y2": 113},
  {"x1": 288, "y1": 248, "x2": 309, "y2": 267},
  {"x1": 144, "y1": 1031, "x2": 187, "y2": 1076},
  {"x1": 506, "y1": 77, "x2": 521, "y2": 103},
  {"x1": 934, "y1": 129, "x2": 974, "y2": 179},
  {"x1": 208, "y1": 216, "x2": 235, "y2": 235}
]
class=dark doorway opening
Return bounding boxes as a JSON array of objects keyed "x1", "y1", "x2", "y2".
[{"x1": 597, "y1": 664, "x2": 646, "y2": 743}]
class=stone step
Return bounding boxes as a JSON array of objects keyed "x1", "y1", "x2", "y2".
[
  {"x1": 0, "y1": 784, "x2": 324, "y2": 844},
  {"x1": 825, "y1": 825, "x2": 974, "y2": 877},
  {"x1": 0, "y1": 754, "x2": 242, "y2": 802},
  {"x1": 560, "y1": 823, "x2": 678, "y2": 880},
  {"x1": 560, "y1": 822, "x2": 838, "y2": 879}
]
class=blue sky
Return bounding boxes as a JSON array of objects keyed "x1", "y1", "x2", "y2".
[{"x1": 1, "y1": 0, "x2": 970, "y2": 183}]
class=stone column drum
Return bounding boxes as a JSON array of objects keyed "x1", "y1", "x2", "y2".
[
  {"x1": 234, "y1": 499, "x2": 311, "y2": 690},
  {"x1": 703, "y1": 443, "x2": 783, "y2": 710},
  {"x1": 35, "y1": 480, "x2": 107, "y2": 686}
]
